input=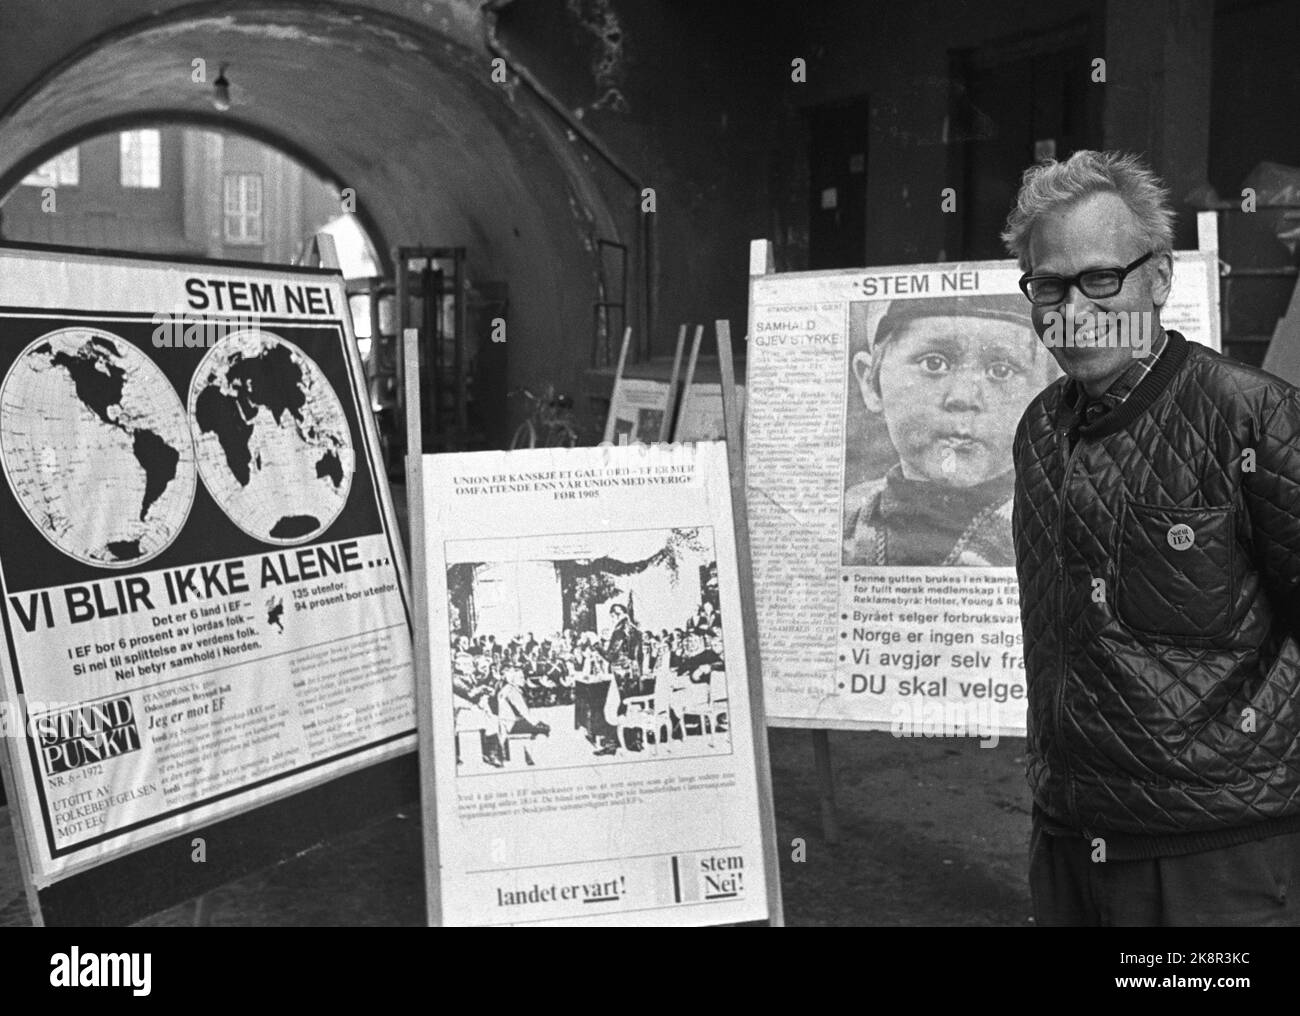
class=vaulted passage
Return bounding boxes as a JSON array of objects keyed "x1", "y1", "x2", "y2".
[{"x1": 0, "y1": 3, "x2": 624, "y2": 406}]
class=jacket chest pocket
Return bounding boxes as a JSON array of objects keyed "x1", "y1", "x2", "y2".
[{"x1": 1114, "y1": 501, "x2": 1238, "y2": 640}]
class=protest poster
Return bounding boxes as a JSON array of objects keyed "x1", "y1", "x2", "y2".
[
  {"x1": 1163, "y1": 249, "x2": 1222, "y2": 352},
  {"x1": 419, "y1": 442, "x2": 773, "y2": 926},
  {"x1": 602, "y1": 378, "x2": 672, "y2": 445},
  {"x1": 0, "y1": 244, "x2": 414, "y2": 888},
  {"x1": 745, "y1": 248, "x2": 1220, "y2": 738}
]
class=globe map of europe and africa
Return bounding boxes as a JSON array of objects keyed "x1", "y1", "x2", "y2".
[{"x1": 189, "y1": 329, "x2": 354, "y2": 545}]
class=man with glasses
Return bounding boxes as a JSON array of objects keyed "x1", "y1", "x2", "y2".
[{"x1": 1005, "y1": 149, "x2": 1300, "y2": 926}]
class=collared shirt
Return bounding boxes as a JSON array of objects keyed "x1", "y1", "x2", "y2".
[{"x1": 1067, "y1": 328, "x2": 1169, "y2": 428}]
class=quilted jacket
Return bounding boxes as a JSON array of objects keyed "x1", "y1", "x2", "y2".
[{"x1": 1013, "y1": 330, "x2": 1300, "y2": 840}]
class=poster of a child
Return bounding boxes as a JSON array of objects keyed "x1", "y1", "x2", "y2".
[{"x1": 842, "y1": 294, "x2": 1061, "y2": 567}]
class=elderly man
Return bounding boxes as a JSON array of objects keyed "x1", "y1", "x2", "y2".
[{"x1": 1005, "y1": 149, "x2": 1300, "y2": 926}]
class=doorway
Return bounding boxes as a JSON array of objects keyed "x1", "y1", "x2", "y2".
[
  {"x1": 948, "y1": 20, "x2": 1100, "y2": 261},
  {"x1": 808, "y1": 98, "x2": 870, "y2": 270}
]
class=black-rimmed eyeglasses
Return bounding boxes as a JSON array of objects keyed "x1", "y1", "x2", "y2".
[{"x1": 1018, "y1": 251, "x2": 1154, "y2": 306}]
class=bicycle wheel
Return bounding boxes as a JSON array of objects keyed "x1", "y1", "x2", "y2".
[
  {"x1": 545, "y1": 424, "x2": 578, "y2": 448},
  {"x1": 509, "y1": 420, "x2": 537, "y2": 450}
]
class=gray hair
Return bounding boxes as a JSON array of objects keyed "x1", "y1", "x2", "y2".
[{"x1": 1001, "y1": 150, "x2": 1175, "y2": 270}]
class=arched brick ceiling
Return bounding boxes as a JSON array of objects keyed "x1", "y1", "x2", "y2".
[{"x1": 0, "y1": 3, "x2": 616, "y2": 391}]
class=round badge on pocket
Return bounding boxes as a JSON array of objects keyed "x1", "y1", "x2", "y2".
[{"x1": 1167, "y1": 523, "x2": 1195, "y2": 550}]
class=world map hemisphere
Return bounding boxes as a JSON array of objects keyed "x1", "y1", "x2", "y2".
[
  {"x1": 189, "y1": 330, "x2": 353, "y2": 545},
  {"x1": 0, "y1": 329, "x2": 195, "y2": 567}
]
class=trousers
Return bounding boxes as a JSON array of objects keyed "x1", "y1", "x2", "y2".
[{"x1": 1029, "y1": 819, "x2": 1300, "y2": 926}]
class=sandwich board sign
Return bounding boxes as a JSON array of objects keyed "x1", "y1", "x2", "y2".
[
  {"x1": 742, "y1": 238, "x2": 1221, "y2": 739},
  {"x1": 406, "y1": 324, "x2": 782, "y2": 925},
  {"x1": 0, "y1": 242, "x2": 414, "y2": 924}
]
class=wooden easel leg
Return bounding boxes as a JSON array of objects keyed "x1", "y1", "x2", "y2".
[
  {"x1": 811, "y1": 729, "x2": 840, "y2": 844},
  {"x1": 192, "y1": 891, "x2": 214, "y2": 927}
]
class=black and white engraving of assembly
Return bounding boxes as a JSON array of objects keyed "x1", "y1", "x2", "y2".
[
  {"x1": 1, "y1": 0, "x2": 1298, "y2": 951},
  {"x1": 447, "y1": 527, "x2": 730, "y2": 770}
]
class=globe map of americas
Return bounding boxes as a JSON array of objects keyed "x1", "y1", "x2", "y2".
[
  {"x1": 189, "y1": 329, "x2": 354, "y2": 544},
  {"x1": 0, "y1": 328, "x2": 195, "y2": 567}
]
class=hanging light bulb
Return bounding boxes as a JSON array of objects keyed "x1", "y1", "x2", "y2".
[{"x1": 212, "y1": 64, "x2": 231, "y2": 112}]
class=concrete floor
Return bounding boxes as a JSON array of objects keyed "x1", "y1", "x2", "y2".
[{"x1": 2, "y1": 729, "x2": 1033, "y2": 927}]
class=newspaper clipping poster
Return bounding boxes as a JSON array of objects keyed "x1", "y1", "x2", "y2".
[
  {"x1": 0, "y1": 246, "x2": 414, "y2": 883},
  {"x1": 745, "y1": 253, "x2": 1218, "y2": 738},
  {"x1": 676, "y1": 383, "x2": 746, "y2": 442},
  {"x1": 422, "y1": 442, "x2": 769, "y2": 926}
]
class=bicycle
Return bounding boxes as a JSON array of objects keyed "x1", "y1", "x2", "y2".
[{"x1": 509, "y1": 385, "x2": 579, "y2": 449}]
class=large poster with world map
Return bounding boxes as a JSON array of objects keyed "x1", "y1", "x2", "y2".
[{"x1": 0, "y1": 245, "x2": 414, "y2": 884}]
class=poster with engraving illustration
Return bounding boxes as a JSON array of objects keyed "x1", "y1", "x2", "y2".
[
  {"x1": 675, "y1": 383, "x2": 746, "y2": 443},
  {"x1": 421, "y1": 442, "x2": 770, "y2": 926}
]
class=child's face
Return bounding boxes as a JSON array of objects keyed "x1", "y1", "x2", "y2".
[{"x1": 856, "y1": 315, "x2": 1041, "y2": 487}]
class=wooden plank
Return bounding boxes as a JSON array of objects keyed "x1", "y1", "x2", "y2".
[
  {"x1": 715, "y1": 317, "x2": 784, "y2": 927},
  {"x1": 0, "y1": 713, "x2": 43, "y2": 926},
  {"x1": 405, "y1": 327, "x2": 443, "y2": 927},
  {"x1": 601, "y1": 326, "x2": 634, "y2": 444},
  {"x1": 811, "y1": 729, "x2": 841, "y2": 844},
  {"x1": 674, "y1": 324, "x2": 705, "y2": 443},
  {"x1": 395, "y1": 247, "x2": 409, "y2": 451},
  {"x1": 1195, "y1": 211, "x2": 1223, "y2": 353},
  {"x1": 455, "y1": 252, "x2": 468, "y2": 436},
  {"x1": 313, "y1": 231, "x2": 340, "y2": 270},
  {"x1": 659, "y1": 324, "x2": 688, "y2": 443}
]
